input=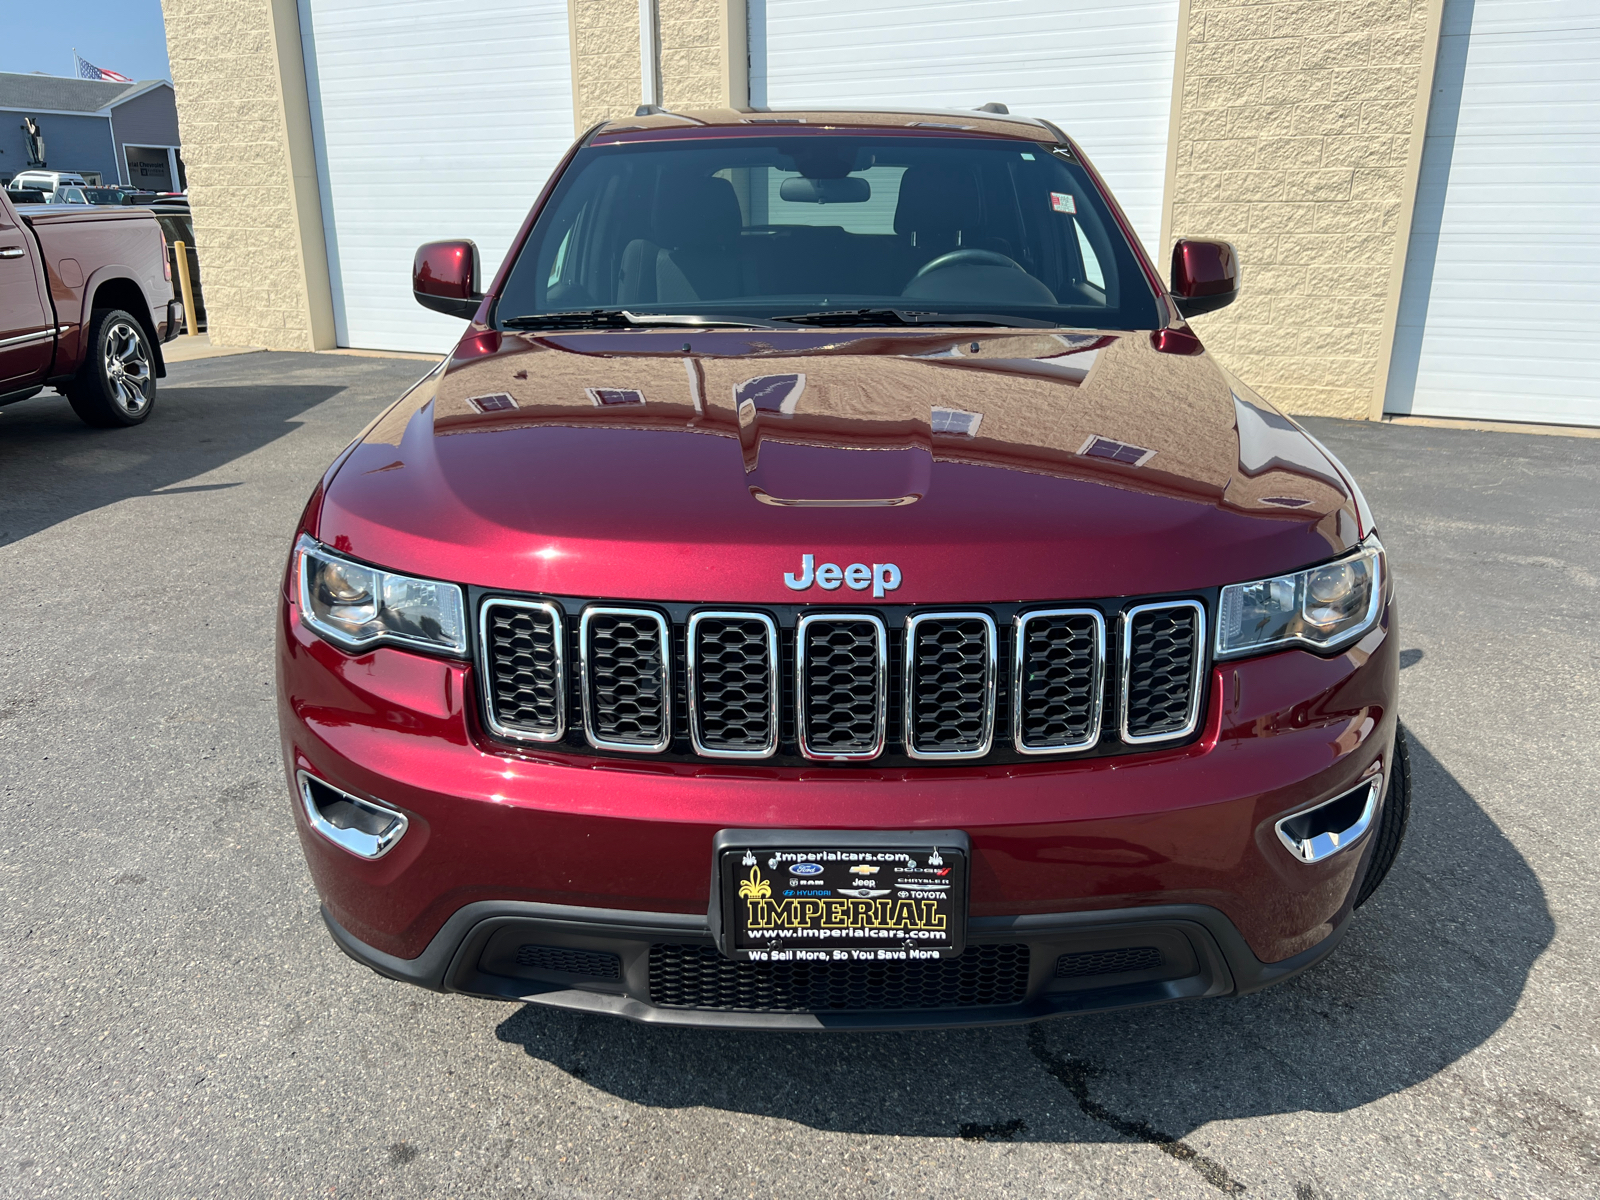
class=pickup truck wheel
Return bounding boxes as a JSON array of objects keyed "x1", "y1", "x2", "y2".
[{"x1": 67, "y1": 308, "x2": 157, "y2": 428}]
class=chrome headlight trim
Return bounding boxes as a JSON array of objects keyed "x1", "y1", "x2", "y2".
[
  {"x1": 294, "y1": 535, "x2": 468, "y2": 658},
  {"x1": 1214, "y1": 536, "x2": 1385, "y2": 661}
]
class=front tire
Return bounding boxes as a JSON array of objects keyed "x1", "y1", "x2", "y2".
[
  {"x1": 1355, "y1": 726, "x2": 1411, "y2": 907},
  {"x1": 66, "y1": 308, "x2": 157, "y2": 428}
]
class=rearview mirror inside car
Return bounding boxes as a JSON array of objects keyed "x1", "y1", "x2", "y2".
[
  {"x1": 414, "y1": 240, "x2": 483, "y2": 318},
  {"x1": 1169, "y1": 238, "x2": 1238, "y2": 318},
  {"x1": 778, "y1": 176, "x2": 871, "y2": 204}
]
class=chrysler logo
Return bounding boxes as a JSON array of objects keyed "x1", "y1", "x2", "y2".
[{"x1": 784, "y1": 554, "x2": 902, "y2": 598}]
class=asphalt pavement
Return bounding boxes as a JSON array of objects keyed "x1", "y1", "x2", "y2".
[{"x1": 2, "y1": 352, "x2": 1597, "y2": 1199}]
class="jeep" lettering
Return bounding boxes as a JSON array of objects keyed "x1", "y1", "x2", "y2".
[{"x1": 783, "y1": 554, "x2": 902, "y2": 598}]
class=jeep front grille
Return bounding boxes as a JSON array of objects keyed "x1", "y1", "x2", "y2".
[
  {"x1": 905, "y1": 613, "x2": 996, "y2": 759},
  {"x1": 797, "y1": 614, "x2": 887, "y2": 760},
  {"x1": 1013, "y1": 608, "x2": 1104, "y2": 753},
  {"x1": 480, "y1": 600, "x2": 565, "y2": 742},
  {"x1": 1121, "y1": 601, "x2": 1205, "y2": 743},
  {"x1": 479, "y1": 595, "x2": 1209, "y2": 763},
  {"x1": 688, "y1": 611, "x2": 779, "y2": 757},
  {"x1": 580, "y1": 607, "x2": 670, "y2": 752}
]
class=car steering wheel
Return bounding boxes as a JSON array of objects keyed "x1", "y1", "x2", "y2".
[{"x1": 910, "y1": 248, "x2": 1024, "y2": 280}]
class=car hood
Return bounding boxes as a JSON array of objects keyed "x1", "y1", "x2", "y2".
[{"x1": 317, "y1": 328, "x2": 1363, "y2": 603}]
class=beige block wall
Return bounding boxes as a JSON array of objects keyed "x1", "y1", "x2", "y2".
[
  {"x1": 1167, "y1": 0, "x2": 1442, "y2": 418},
  {"x1": 161, "y1": 0, "x2": 334, "y2": 350},
  {"x1": 570, "y1": 0, "x2": 645, "y2": 130}
]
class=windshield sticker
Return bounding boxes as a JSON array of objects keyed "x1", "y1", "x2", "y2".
[{"x1": 1050, "y1": 192, "x2": 1077, "y2": 214}]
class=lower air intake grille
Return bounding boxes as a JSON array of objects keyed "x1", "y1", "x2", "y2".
[
  {"x1": 514, "y1": 944, "x2": 621, "y2": 978},
  {"x1": 1055, "y1": 946, "x2": 1163, "y2": 978},
  {"x1": 648, "y1": 944, "x2": 1030, "y2": 1012},
  {"x1": 906, "y1": 614, "x2": 995, "y2": 757},
  {"x1": 582, "y1": 608, "x2": 669, "y2": 750},
  {"x1": 798, "y1": 615, "x2": 885, "y2": 758},
  {"x1": 1015, "y1": 610, "x2": 1102, "y2": 751},
  {"x1": 1124, "y1": 603, "x2": 1203, "y2": 741},
  {"x1": 483, "y1": 601, "x2": 564, "y2": 740},
  {"x1": 690, "y1": 613, "x2": 777, "y2": 755}
]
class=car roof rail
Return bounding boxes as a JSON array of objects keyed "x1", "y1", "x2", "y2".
[{"x1": 975, "y1": 101, "x2": 1009, "y2": 114}]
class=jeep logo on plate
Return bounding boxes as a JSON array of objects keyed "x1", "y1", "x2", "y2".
[{"x1": 784, "y1": 554, "x2": 901, "y2": 598}]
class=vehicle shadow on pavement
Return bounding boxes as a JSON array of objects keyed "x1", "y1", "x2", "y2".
[
  {"x1": 0, "y1": 377, "x2": 344, "y2": 548},
  {"x1": 495, "y1": 729, "x2": 1552, "y2": 1147}
]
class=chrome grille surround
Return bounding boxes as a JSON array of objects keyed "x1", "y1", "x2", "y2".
[
  {"x1": 1012, "y1": 607, "x2": 1105, "y2": 754},
  {"x1": 579, "y1": 606, "x2": 672, "y2": 753},
  {"x1": 478, "y1": 599, "x2": 566, "y2": 743},
  {"x1": 903, "y1": 612, "x2": 997, "y2": 760},
  {"x1": 686, "y1": 610, "x2": 781, "y2": 759},
  {"x1": 1120, "y1": 600, "x2": 1206, "y2": 745},
  {"x1": 795, "y1": 612, "x2": 888, "y2": 761}
]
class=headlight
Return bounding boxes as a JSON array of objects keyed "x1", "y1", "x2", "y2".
[
  {"x1": 1216, "y1": 537, "x2": 1385, "y2": 659},
  {"x1": 295, "y1": 535, "x2": 466, "y2": 656}
]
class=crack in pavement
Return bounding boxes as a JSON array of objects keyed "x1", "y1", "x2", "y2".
[{"x1": 1026, "y1": 1026, "x2": 1246, "y2": 1193}]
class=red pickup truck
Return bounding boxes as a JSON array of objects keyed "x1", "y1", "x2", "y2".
[{"x1": 0, "y1": 188, "x2": 180, "y2": 427}]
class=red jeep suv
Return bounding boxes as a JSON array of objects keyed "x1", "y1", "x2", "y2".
[{"x1": 277, "y1": 108, "x2": 1406, "y2": 1029}]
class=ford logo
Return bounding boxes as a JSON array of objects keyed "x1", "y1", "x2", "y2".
[{"x1": 789, "y1": 862, "x2": 824, "y2": 876}]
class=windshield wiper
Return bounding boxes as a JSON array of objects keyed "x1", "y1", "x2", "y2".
[
  {"x1": 501, "y1": 309, "x2": 785, "y2": 331},
  {"x1": 770, "y1": 308, "x2": 1054, "y2": 329}
]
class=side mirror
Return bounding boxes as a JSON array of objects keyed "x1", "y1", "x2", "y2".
[
  {"x1": 1169, "y1": 238, "x2": 1238, "y2": 318},
  {"x1": 413, "y1": 239, "x2": 483, "y2": 318}
]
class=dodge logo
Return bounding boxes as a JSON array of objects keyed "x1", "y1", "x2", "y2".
[{"x1": 784, "y1": 554, "x2": 902, "y2": 598}]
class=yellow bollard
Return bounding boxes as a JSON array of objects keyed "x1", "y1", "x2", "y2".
[{"x1": 173, "y1": 240, "x2": 199, "y2": 337}]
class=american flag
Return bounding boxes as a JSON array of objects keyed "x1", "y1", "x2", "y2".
[{"x1": 74, "y1": 51, "x2": 132, "y2": 83}]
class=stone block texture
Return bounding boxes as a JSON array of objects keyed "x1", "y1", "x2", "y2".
[
  {"x1": 659, "y1": 0, "x2": 727, "y2": 110},
  {"x1": 573, "y1": 0, "x2": 646, "y2": 128},
  {"x1": 162, "y1": 0, "x2": 323, "y2": 351},
  {"x1": 1170, "y1": 0, "x2": 1436, "y2": 418}
]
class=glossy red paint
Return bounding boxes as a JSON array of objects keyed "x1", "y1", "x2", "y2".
[
  {"x1": 315, "y1": 327, "x2": 1360, "y2": 603},
  {"x1": 412, "y1": 240, "x2": 478, "y2": 300},
  {"x1": 278, "y1": 108, "x2": 1401, "y2": 1021},
  {"x1": 278, "y1": 583, "x2": 1397, "y2": 964},
  {"x1": 1171, "y1": 238, "x2": 1240, "y2": 300}
]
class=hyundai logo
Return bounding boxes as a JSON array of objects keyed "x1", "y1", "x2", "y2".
[{"x1": 784, "y1": 554, "x2": 902, "y2": 598}]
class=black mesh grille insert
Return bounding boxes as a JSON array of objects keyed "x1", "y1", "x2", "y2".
[
  {"x1": 1125, "y1": 605, "x2": 1200, "y2": 739},
  {"x1": 514, "y1": 944, "x2": 622, "y2": 978},
  {"x1": 649, "y1": 944, "x2": 1030, "y2": 1011},
  {"x1": 583, "y1": 610, "x2": 668, "y2": 747},
  {"x1": 484, "y1": 602, "x2": 563, "y2": 738},
  {"x1": 1055, "y1": 946, "x2": 1163, "y2": 978},
  {"x1": 907, "y1": 615, "x2": 993, "y2": 755},
  {"x1": 799, "y1": 617, "x2": 884, "y2": 756},
  {"x1": 1016, "y1": 611, "x2": 1101, "y2": 750},
  {"x1": 691, "y1": 615, "x2": 776, "y2": 754}
]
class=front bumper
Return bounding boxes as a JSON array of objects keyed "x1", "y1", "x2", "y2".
[
  {"x1": 322, "y1": 896, "x2": 1350, "y2": 1030},
  {"x1": 278, "y1": 589, "x2": 1398, "y2": 1024}
]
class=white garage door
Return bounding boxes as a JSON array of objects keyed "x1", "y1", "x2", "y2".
[
  {"x1": 748, "y1": 0, "x2": 1180, "y2": 252},
  {"x1": 1386, "y1": 0, "x2": 1600, "y2": 427},
  {"x1": 297, "y1": 0, "x2": 574, "y2": 353}
]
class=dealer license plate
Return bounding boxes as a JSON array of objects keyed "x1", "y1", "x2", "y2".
[{"x1": 717, "y1": 842, "x2": 968, "y2": 962}]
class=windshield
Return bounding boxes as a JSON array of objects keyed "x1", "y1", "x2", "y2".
[{"x1": 496, "y1": 135, "x2": 1161, "y2": 330}]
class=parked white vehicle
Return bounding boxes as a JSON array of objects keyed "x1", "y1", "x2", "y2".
[{"x1": 6, "y1": 170, "x2": 89, "y2": 195}]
